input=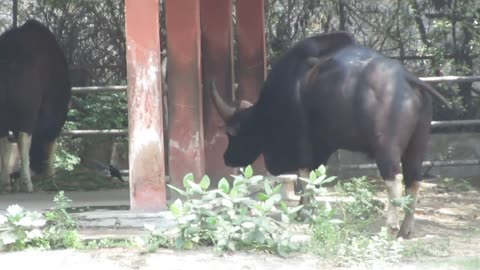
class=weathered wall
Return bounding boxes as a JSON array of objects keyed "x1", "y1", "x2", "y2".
[
  {"x1": 111, "y1": 132, "x2": 480, "y2": 180},
  {"x1": 328, "y1": 132, "x2": 480, "y2": 179}
]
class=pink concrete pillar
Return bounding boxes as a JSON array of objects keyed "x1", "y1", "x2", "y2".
[{"x1": 125, "y1": 0, "x2": 166, "y2": 210}]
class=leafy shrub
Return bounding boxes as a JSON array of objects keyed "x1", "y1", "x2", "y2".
[
  {"x1": 145, "y1": 166, "x2": 303, "y2": 257},
  {"x1": 43, "y1": 191, "x2": 82, "y2": 249},
  {"x1": 301, "y1": 169, "x2": 403, "y2": 267},
  {"x1": 0, "y1": 205, "x2": 48, "y2": 251},
  {"x1": 0, "y1": 191, "x2": 81, "y2": 251},
  {"x1": 336, "y1": 176, "x2": 384, "y2": 221}
]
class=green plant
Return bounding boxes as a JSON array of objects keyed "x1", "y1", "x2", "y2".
[
  {"x1": 0, "y1": 205, "x2": 48, "y2": 251},
  {"x1": 336, "y1": 176, "x2": 385, "y2": 220},
  {"x1": 334, "y1": 227, "x2": 404, "y2": 267},
  {"x1": 0, "y1": 191, "x2": 81, "y2": 251},
  {"x1": 147, "y1": 166, "x2": 304, "y2": 257},
  {"x1": 297, "y1": 165, "x2": 337, "y2": 223},
  {"x1": 402, "y1": 237, "x2": 451, "y2": 258},
  {"x1": 441, "y1": 177, "x2": 474, "y2": 192},
  {"x1": 84, "y1": 238, "x2": 138, "y2": 250},
  {"x1": 139, "y1": 224, "x2": 174, "y2": 252},
  {"x1": 300, "y1": 168, "x2": 403, "y2": 266},
  {"x1": 43, "y1": 191, "x2": 82, "y2": 249},
  {"x1": 391, "y1": 195, "x2": 415, "y2": 214},
  {"x1": 449, "y1": 257, "x2": 480, "y2": 270}
]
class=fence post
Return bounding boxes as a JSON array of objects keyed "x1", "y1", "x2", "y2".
[
  {"x1": 200, "y1": 0, "x2": 236, "y2": 182},
  {"x1": 124, "y1": 0, "x2": 167, "y2": 210},
  {"x1": 165, "y1": 0, "x2": 205, "y2": 187},
  {"x1": 236, "y1": 0, "x2": 268, "y2": 175}
]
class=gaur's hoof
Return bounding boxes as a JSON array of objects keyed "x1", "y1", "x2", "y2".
[
  {"x1": 19, "y1": 181, "x2": 34, "y2": 193},
  {"x1": 0, "y1": 183, "x2": 12, "y2": 193}
]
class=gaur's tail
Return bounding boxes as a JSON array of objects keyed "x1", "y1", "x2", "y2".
[{"x1": 405, "y1": 72, "x2": 451, "y2": 109}]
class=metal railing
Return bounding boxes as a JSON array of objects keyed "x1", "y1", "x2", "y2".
[
  {"x1": 72, "y1": 85, "x2": 127, "y2": 94},
  {"x1": 341, "y1": 159, "x2": 480, "y2": 170},
  {"x1": 67, "y1": 75, "x2": 480, "y2": 173},
  {"x1": 68, "y1": 75, "x2": 480, "y2": 136}
]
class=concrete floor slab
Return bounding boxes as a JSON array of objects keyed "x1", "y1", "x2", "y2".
[{"x1": 0, "y1": 189, "x2": 130, "y2": 214}]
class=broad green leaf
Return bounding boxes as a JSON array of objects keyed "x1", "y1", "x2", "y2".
[
  {"x1": 167, "y1": 184, "x2": 187, "y2": 196},
  {"x1": 279, "y1": 201, "x2": 288, "y2": 212},
  {"x1": 312, "y1": 175, "x2": 326, "y2": 185},
  {"x1": 244, "y1": 165, "x2": 253, "y2": 178},
  {"x1": 288, "y1": 205, "x2": 303, "y2": 214},
  {"x1": 221, "y1": 198, "x2": 234, "y2": 209},
  {"x1": 229, "y1": 187, "x2": 239, "y2": 198},
  {"x1": 199, "y1": 175, "x2": 211, "y2": 190},
  {"x1": 6, "y1": 204, "x2": 23, "y2": 217},
  {"x1": 271, "y1": 183, "x2": 283, "y2": 195},
  {"x1": 248, "y1": 175, "x2": 264, "y2": 185},
  {"x1": 277, "y1": 245, "x2": 290, "y2": 258},
  {"x1": 252, "y1": 229, "x2": 266, "y2": 244},
  {"x1": 26, "y1": 229, "x2": 43, "y2": 239},
  {"x1": 227, "y1": 241, "x2": 236, "y2": 251},
  {"x1": 233, "y1": 177, "x2": 245, "y2": 188},
  {"x1": 183, "y1": 173, "x2": 194, "y2": 188},
  {"x1": 309, "y1": 171, "x2": 316, "y2": 180},
  {"x1": 321, "y1": 176, "x2": 337, "y2": 185},
  {"x1": 206, "y1": 216, "x2": 218, "y2": 225},
  {"x1": 269, "y1": 193, "x2": 282, "y2": 203},
  {"x1": 264, "y1": 181, "x2": 272, "y2": 195},
  {"x1": 218, "y1": 178, "x2": 230, "y2": 193},
  {"x1": 281, "y1": 213, "x2": 290, "y2": 223},
  {"x1": 18, "y1": 212, "x2": 46, "y2": 227},
  {"x1": 175, "y1": 238, "x2": 183, "y2": 249},
  {"x1": 0, "y1": 231, "x2": 17, "y2": 245},
  {"x1": 318, "y1": 165, "x2": 326, "y2": 175},
  {"x1": 324, "y1": 201, "x2": 332, "y2": 212},
  {"x1": 203, "y1": 191, "x2": 217, "y2": 201},
  {"x1": 188, "y1": 181, "x2": 204, "y2": 194},
  {"x1": 264, "y1": 197, "x2": 276, "y2": 211},
  {"x1": 256, "y1": 192, "x2": 269, "y2": 201},
  {"x1": 241, "y1": 221, "x2": 256, "y2": 229},
  {"x1": 169, "y1": 199, "x2": 183, "y2": 217}
]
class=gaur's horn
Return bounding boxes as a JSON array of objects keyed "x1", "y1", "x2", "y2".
[
  {"x1": 239, "y1": 100, "x2": 253, "y2": 109},
  {"x1": 210, "y1": 79, "x2": 236, "y2": 120}
]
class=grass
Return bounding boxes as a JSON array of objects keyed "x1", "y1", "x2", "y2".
[
  {"x1": 4, "y1": 166, "x2": 480, "y2": 269},
  {"x1": 449, "y1": 256, "x2": 480, "y2": 270}
]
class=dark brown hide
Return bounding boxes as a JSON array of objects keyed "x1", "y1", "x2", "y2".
[
  {"x1": 0, "y1": 19, "x2": 71, "y2": 176},
  {"x1": 212, "y1": 32, "x2": 449, "y2": 238}
]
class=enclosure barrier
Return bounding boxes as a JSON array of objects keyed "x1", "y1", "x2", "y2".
[
  {"x1": 340, "y1": 159, "x2": 480, "y2": 170},
  {"x1": 67, "y1": 75, "x2": 480, "y2": 174}
]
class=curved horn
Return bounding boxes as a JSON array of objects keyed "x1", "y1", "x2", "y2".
[
  {"x1": 210, "y1": 79, "x2": 236, "y2": 120},
  {"x1": 239, "y1": 100, "x2": 253, "y2": 109}
]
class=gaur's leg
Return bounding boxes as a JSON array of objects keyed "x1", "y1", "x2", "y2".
[
  {"x1": 398, "y1": 120, "x2": 430, "y2": 239},
  {"x1": 375, "y1": 145, "x2": 403, "y2": 232},
  {"x1": 297, "y1": 168, "x2": 311, "y2": 205},
  {"x1": 0, "y1": 137, "x2": 12, "y2": 192},
  {"x1": 18, "y1": 132, "x2": 33, "y2": 192},
  {"x1": 43, "y1": 139, "x2": 57, "y2": 177}
]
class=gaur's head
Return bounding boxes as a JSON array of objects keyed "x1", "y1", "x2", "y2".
[{"x1": 210, "y1": 80, "x2": 262, "y2": 168}]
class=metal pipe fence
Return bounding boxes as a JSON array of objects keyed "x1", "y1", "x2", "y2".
[
  {"x1": 67, "y1": 75, "x2": 480, "y2": 173},
  {"x1": 341, "y1": 159, "x2": 480, "y2": 170}
]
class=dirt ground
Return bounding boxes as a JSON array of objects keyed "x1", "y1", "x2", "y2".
[{"x1": 1, "y1": 176, "x2": 479, "y2": 270}]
